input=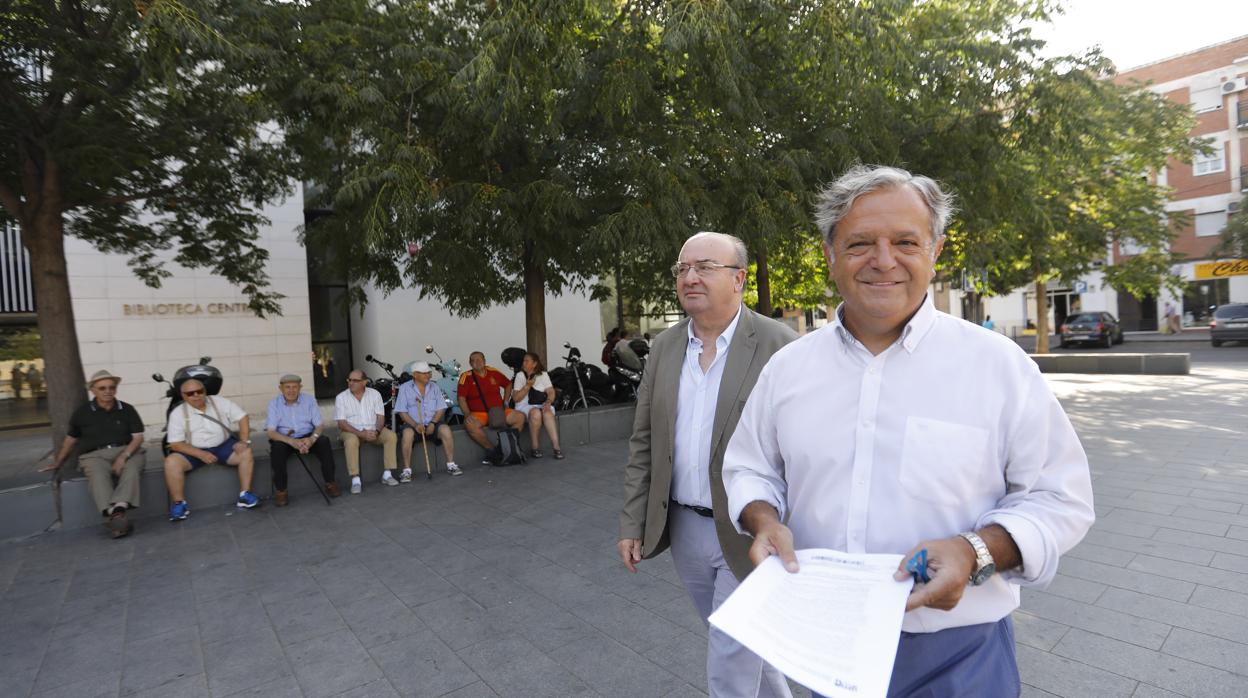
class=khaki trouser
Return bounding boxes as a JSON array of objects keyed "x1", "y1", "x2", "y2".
[
  {"x1": 340, "y1": 428, "x2": 397, "y2": 476},
  {"x1": 79, "y1": 445, "x2": 144, "y2": 514}
]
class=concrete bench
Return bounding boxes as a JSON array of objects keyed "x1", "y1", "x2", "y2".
[
  {"x1": 0, "y1": 404, "x2": 637, "y2": 540},
  {"x1": 1029, "y1": 352, "x2": 1190, "y2": 375}
]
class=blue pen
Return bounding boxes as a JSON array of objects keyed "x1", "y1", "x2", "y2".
[{"x1": 906, "y1": 548, "x2": 930, "y2": 584}]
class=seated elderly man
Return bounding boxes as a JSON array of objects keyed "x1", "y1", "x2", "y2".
[
  {"x1": 266, "y1": 374, "x2": 339, "y2": 505},
  {"x1": 395, "y1": 362, "x2": 461, "y2": 479},
  {"x1": 41, "y1": 369, "x2": 146, "y2": 538},
  {"x1": 164, "y1": 379, "x2": 258, "y2": 521},
  {"x1": 457, "y1": 350, "x2": 525, "y2": 464},
  {"x1": 335, "y1": 369, "x2": 399, "y2": 493}
]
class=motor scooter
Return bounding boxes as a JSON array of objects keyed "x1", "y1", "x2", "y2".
[
  {"x1": 364, "y1": 354, "x2": 409, "y2": 430},
  {"x1": 152, "y1": 357, "x2": 224, "y2": 454},
  {"x1": 424, "y1": 345, "x2": 464, "y2": 424},
  {"x1": 550, "y1": 342, "x2": 605, "y2": 411}
]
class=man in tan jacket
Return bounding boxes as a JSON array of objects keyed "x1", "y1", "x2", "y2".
[{"x1": 618, "y1": 232, "x2": 797, "y2": 697}]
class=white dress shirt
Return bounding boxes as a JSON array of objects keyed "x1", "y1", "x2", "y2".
[
  {"x1": 167, "y1": 396, "x2": 247, "y2": 448},
  {"x1": 671, "y1": 307, "x2": 742, "y2": 509},
  {"x1": 334, "y1": 387, "x2": 385, "y2": 431},
  {"x1": 723, "y1": 295, "x2": 1094, "y2": 633}
]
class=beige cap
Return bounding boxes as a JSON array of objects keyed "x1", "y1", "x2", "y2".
[
  {"x1": 86, "y1": 369, "x2": 122, "y2": 389},
  {"x1": 279, "y1": 373, "x2": 303, "y2": 384}
]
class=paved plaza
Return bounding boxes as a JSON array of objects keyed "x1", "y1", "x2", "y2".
[{"x1": 3, "y1": 362, "x2": 1248, "y2": 697}]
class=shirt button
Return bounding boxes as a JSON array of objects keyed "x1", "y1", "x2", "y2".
[{"x1": 868, "y1": 367, "x2": 877, "y2": 375}]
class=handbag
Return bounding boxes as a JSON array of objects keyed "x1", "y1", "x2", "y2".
[
  {"x1": 471, "y1": 373, "x2": 508, "y2": 428},
  {"x1": 525, "y1": 371, "x2": 547, "y2": 405}
]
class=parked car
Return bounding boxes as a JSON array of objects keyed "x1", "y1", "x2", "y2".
[
  {"x1": 1059, "y1": 312, "x2": 1124, "y2": 349},
  {"x1": 1210, "y1": 303, "x2": 1248, "y2": 347}
]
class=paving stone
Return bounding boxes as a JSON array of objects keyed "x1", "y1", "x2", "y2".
[
  {"x1": 1011, "y1": 610, "x2": 1070, "y2": 651},
  {"x1": 1059, "y1": 556, "x2": 1196, "y2": 601},
  {"x1": 333, "y1": 678, "x2": 402, "y2": 697},
  {"x1": 411, "y1": 591, "x2": 508, "y2": 651},
  {"x1": 28, "y1": 670, "x2": 120, "y2": 698},
  {"x1": 202, "y1": 626, "x2": 293, "y2": 696},
  {"x1": 1125, "y1": 554, "x2": 1248, "y2": 595},
  {"x1": 1063, "y1": 541, "x2": 1137, "y2": 568},
  {"x1": 119, "y1": 627, "x2": 203, "y2": 695},
  {"x1": 1160, "y1": 627, "x2": 1248, "y2": 675},
  {"x1": 1020, "y1": 589, "x2": 1170, "y2": 650},
  {"x1": 1053, "y1": 629, "x2": 1245, "y2": 698},
  {"x1": 285, "y1": 628, "x2": 382, "y2": 698},
  {"x1": 1016, "y1": 644, "x2": 1136, "y2": 698},
  {"x1": 218, "y1": 675, "x2": 305, "y2": 697},
  {"x1": 335, "y1": 591, "x2": 427, "y2": 650},
  {"x1": 1102, "y1": 508, "x2": 1231, "y2": 536},
  {"x1": 1209, "y1": 551, "x2": 1248, "y2": 574},
  {"x1": 458, "y1": 632, "x2": 595, "y2": 698},
  {"x1": 1042, "y1": 573, "x2": 1108, "y2": 604},
  {"x1": 1095, "y1": 587, "x2": 1248, "y2": 644},
  {"x1": 368, "y1": 629, "x2": 479, "y2": 697},
  {"x1": 126, "y1": 672, "x2": 210, "y2": 698},
  {"x1": 549, "y1": 632, "x2": 686, "y2": 698},
  {"x1": 439, "y1": 681, "x2": 502, "y2": 697},
  {"x1": 264, "y1": 591, "x2": 348, "y2": 647},
  {"x1": 1130, "y1": 684, "x2": 1186, "y2": 697},
  {"x1": 1083, "y1": 530, "x2": 1213, "y2": 565},
  {"x1": 1152, "y1": 528, "x2": 1248, "y2": 558}
]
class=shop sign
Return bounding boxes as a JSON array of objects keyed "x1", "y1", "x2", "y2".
[
  {"x1": 122, "y1": 302, "x2": 252, "y2": 317},
  {"x1": 1194, "y1": 260, "x2": 1248, "y2": 280}
]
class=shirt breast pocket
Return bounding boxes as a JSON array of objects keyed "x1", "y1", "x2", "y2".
[{"x1": 900, "y1": 416, "x2": 994, "y2": 507}]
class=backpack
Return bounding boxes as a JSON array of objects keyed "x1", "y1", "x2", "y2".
[{"x1": 494, "y1": 428, "x2": 527, "y2": 466}]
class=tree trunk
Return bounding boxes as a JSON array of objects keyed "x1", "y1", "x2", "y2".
[
  {"x1": 522, "y1": 241, "x2": 548, "y2": 366},
  {"x1": 614, "y1": 265, "x2": 625, "y2": 331},
  {"x1": 754, "y1": 240, "x2": 772, "y2": 317},
  {"x1": 1034, "y1": 277, "x2": 1049, "y2": 354},
  {"x1": 21, "y1": 166, "x2": 85, "y2": 453}
]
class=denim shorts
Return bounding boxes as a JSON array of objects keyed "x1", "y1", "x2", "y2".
[{"x1": 178, "y1": 438, "x2": 239, "y2": 469}]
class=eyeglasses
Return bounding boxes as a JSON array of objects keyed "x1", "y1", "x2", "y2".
[
  {"x1": 347, "y1": 378, "x2": 365, "y2": 383},
  {"x1": 94, "y1": 384, "x2": 117, "y2": 391},
  {"x1": 181, "y1": 389, "x2": 205, "y2": 397},
  {"x1": 670, "y1": 261, "x2": 742, "y2": 278}
]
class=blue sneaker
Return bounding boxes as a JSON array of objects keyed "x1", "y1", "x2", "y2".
[
  {"x1": 169, "y1": 500, "x2": 190, "y2": 521},
  {"x1": 236, "y1": 491, "x2": 260, "y2": 509}
]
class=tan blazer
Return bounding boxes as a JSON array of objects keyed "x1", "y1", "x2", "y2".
[{"x1": 619, "y1": 306, "x2": 798, "y2": 580}]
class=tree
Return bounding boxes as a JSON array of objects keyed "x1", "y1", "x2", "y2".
[
  {"x1": 1, "y1": 1, "x2": 296, "y2": 448},
  {"x1": 954, "y1": 56, "x2": 1199, "y2": 352},
  {"x1": 1217, "y1": 195, "x2": 1248, "y2": 258}
]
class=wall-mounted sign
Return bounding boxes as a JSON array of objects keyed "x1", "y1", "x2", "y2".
[
  {"x1": 1194, "y1": 259, "x2": 1248, "y2": 280},
  {"x1": 122, "y1": 302, "x2": 252, "y2": 317}
]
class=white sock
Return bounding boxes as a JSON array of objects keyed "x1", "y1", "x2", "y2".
[
  {"x1": 352, "y1": 476, "x2": 361, "y2": 485},
  {"x1": 382, "y1": 471, "x2": 394, "y2": 481},
  {"x1": 402, "y1": 468, "x2": 412, "y2": 475},
  {"x1": 239, "y1": 491, "x2": 247, "y2": 497},
  {"x1": 447, "y1": 461, "x2": 457, "y2": 467}
]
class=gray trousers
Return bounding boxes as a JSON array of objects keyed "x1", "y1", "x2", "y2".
[
  {"x1": 79, "y1": 446, "x2": 144, "y2": 514},
  {"x1": 668, "y1": 505, "x2": 793, "y2": 698}
]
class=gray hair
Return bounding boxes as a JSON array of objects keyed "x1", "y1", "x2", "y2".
[
  {"x1": 685, "y1": 231, "x2": 749, "y2": 269},
  {"x1": 813, "y1": 165, "x2": 956, "y2": 247}
]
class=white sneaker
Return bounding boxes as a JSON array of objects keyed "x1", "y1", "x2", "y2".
[
  {"x1": 399, "y1": 469, "x2": 413, "y2": 483},
  {"x1": 350, "y1": 481, "x2": 362, "y2": 494},
  {"x1": 447, "y1": 462, "x2": 463, "y2": 477},
  {"x1": 381, "y1": 473, "x2": 399, "y2": 487}
]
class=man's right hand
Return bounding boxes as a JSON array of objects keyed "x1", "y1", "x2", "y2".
[
  {"x1": 464, "y1": 414, "x2": 482, "y2": 429},
  {"x1": 748, "y1": 521, "x2": 800, "y2": 573},
  {"x1": 200, "y1": 449, "x2": 219, "y2": 465},
  {"x1": 37, "y1": 461, "x2": 61, "y2": 473},
  {"x1": 360, "y1": 430, "x2": 378, "y2": 442},
  {"x1": 617, "y1": 538, "x2": 642, "y2": 573}
]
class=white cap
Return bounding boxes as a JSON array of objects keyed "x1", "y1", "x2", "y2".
[{"x1": 409, "y1": 361, "x2": 433, "y2": 374}]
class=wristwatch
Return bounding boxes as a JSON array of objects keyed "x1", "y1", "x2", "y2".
[
  {"x1": 959, "y1": 531, "x2": 996, "y2": 586},
  {"x1": 244, "y1": 439, "x2": 252, "y2": 445}
]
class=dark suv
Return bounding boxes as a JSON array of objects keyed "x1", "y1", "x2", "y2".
[
  {"x1": 1059, "y1": 312, "x2": 1124, "y2": 349},
  {"x1": 1210, "y1": 303, "x2": 1248, "y2": 347}
]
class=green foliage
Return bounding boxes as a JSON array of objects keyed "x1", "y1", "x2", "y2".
[
  {"x1": 0, "y1": 0, "x2": 298, "y2": 315},
  {"x1": 1217, "y1": 195, "x2": 1248, "y2": 259}
]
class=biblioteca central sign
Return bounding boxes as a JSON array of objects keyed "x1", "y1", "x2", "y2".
[{"x1": 122, "y1": 302, "x2": 253, "y2": 317}]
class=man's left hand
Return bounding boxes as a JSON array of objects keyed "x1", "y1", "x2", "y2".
[
  {"x1": 894, "y1": 536, "x2": 977, "y2": 612},
  {"x1": 111, "y1": 454, "x2": 127, "y2": 476},
  {"x1": 297, "y1": 437, "x2": 312, "y2": 454},
  {"x1": 233, "y1": 441, "x2": 249, "y2": 454}
]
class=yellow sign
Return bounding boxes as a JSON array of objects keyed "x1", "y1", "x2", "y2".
[{"x1": 1195, "y1": 260, "x2": 1248, "y2": 280}]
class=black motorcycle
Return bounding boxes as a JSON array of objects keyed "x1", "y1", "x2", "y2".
[
  {"x1": 152, "y1": 356, "x2": 224, "y2": 454},
  {"x1": 364, "y1": 354, "x2": 410, "y2": 430},
  {"x1": 608, "y1": 337, "x2": 649, "y2": 400},
  {"x1": 550, "y1": 342, "x2": 607, "y2": 411}
]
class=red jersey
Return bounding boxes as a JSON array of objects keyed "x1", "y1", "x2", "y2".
[{"x1": 458, "y1": 367, "x2": 510, "y2": 412}]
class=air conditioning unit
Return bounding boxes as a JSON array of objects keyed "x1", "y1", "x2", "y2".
[
  {"x1": 1221, "y1": 78, "x2": 1247, "y2": 94},
  {"x1": 1230, "y1": 200, "x2": 1242, "y2": 214}
]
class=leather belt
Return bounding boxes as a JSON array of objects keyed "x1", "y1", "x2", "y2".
[
  {"x1": 86, "y1": 443, "x2": 126, "y2": 454},
  {"x1": 672, "y1": 499, "x2": 714, "y2": 518}
]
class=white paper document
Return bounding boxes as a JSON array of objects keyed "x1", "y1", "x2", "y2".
[{"x1": 708, "y1": 549, "x2": 912, "y2": 698}]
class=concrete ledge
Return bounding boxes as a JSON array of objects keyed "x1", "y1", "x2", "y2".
[
  {"x1": 1030, "y1": 353, "x2": 1190, "y2": 375},
  {"x1": 1, "y1": 403, "x2": 637, "y2": 541}
]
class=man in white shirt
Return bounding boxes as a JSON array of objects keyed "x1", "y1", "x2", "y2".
[
  {"x1": 724, "y1": 165, "x2": 1095, "y2": 697},
  {"x1": 163, "y1": 379, "x2": 258, "y2": 521},
  {"x1": 334, "y1": 369, "x2": 399, "y2": 493},
  {"x1": 619, "y1": 232, "x2": 797, "y2": 698}
]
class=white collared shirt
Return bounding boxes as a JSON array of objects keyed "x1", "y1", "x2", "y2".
[
  {"x1": 671, "y1": 306, "x2": 743, "y2": 509},
  {"x1": 723, "y1": 295, "x2": 1094, "y2": 633},
  {"x1": 167, "y1": 396, "x2": 247, "y2": 449},
  {"x1": 334, "y1": 387, "x2": 385, "y2": 431}
]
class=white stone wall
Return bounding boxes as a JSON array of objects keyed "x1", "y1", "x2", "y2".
[
  {"x1": 64, "y1": 187, "x2": 312, "y2": 436},
  {"x1": 351, "y1": 284, "x2": 606, "y2": 379}
]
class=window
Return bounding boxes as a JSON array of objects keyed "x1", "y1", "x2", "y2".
[
  {"x1": 1191, "y1": 86, "x2": 1223, "y2": 113},
  {"x1": 1195, "y1": 210, "x2": 1229, "y2": 237},
  {"x1": 1193, "y1": 139, "x2": 1225, "y2": 176}
]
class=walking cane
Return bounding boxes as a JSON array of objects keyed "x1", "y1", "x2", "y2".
[
  {"x1": 294, "y1": 451, "x2": 333, "y2": 505},
  {"x1": 419, "y1": 427, "x2": 433, "y2": 480}
]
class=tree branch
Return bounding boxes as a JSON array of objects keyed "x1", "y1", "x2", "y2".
[
  {"x1": 90, "y1": 186, "x2": 177, "y2": 207},
  {"x1": 0, "y1": 180, "x2": 26, "y2": 225}
]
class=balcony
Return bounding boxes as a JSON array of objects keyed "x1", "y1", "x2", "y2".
[{"x1": 1240, "y1": 100, "x2": 1248, "y2": 129}]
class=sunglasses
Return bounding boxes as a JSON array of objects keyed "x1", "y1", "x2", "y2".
[{"x1": 181, "y1": 389, "x2": 206, "y2": 397}]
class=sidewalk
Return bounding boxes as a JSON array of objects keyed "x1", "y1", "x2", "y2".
[{"x1": 2, "y1": 366, "x2": 1248, "y2": 696}]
